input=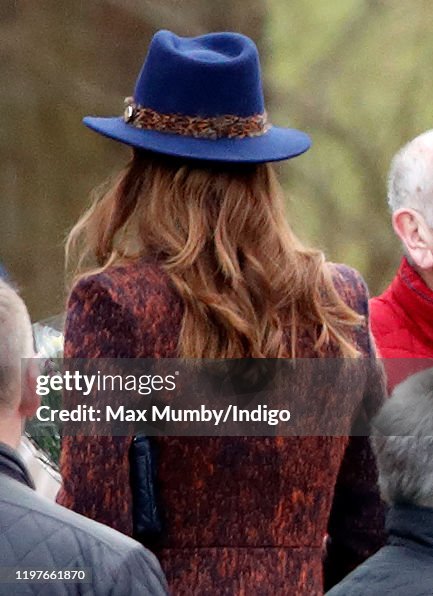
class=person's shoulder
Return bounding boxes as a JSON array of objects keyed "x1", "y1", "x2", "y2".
[
  {"x1": 0, "y1": 477, "x2": 167, "y2": 593},
  {"x1": 369, "y1": 281, "x2": 400, "y2": 344},
  {"x1": 326, "y1": 543, "x2": 423, "y2": 596},
  {"x1": 68, "y1": 258, "x2": 175, "y2": 311},
  {"x1": 70, "y1": 259, "x2": 168, "y2": 296},
  {"x1": 327, "y1": 262, "x2": 369, "y2": 315},
  {"x1": 107, "y1": 258, "x2": 172, "y2": 292},
  {"x1": 329, "y1": 262, "x2": 367, "y2": 290},
  {"x1": 369, "y1": 286, "x2": 395, "y2": 320}
]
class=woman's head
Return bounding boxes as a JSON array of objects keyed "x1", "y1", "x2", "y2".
[{"x1": 67, "y1": 151, "x2": 362, "y2": 358}]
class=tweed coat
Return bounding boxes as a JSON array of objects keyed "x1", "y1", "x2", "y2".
[{"x1": 57, "y1": 259, "x2": 385, "y2": 595}]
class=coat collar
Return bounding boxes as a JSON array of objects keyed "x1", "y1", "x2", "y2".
[
  {"x1": 0, "y1": 441, "x2": 35, "y2": 489},
  {"x1": 387, "y1": 504, "x2": 433, "y2": 552},
  {"x1": 391, "y1": 257, "x2": 433, "y2": 344}
]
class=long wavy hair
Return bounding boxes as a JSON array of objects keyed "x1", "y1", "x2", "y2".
[{"x1": 66, "y1": 150, "x2": 362, "y2": 358}]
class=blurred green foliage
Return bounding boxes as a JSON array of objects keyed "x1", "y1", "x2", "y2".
[
  {"x1": 1, "y1": 0, "x2": 432, "y2": 321},
  {"x1": 267, "y1": 0, "x2": 433, "y2": 288}
]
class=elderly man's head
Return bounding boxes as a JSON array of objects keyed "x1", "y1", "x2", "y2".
[
  {"x1": 371, "y1": 367, "x2": 433, "y2": 508},
  {"x1": 388, "y1": 131, "x2": 433, "y2": 272},
  {"x1": 0, "y1": 280, "x2": 38, "y2": 447}
]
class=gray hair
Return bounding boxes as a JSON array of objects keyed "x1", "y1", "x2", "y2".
[
  {"x1": 0, "y1": 280, "x2": 34, "y2": 408},
  {"x1": 371, "y1": 367, "x2": 433, "y2": 508},
  {"x1": 388, "y1": 130, "x2": 433, "y2": 227}
]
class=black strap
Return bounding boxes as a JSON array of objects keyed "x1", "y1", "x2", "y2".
[{"x1": 129, "y1": 434, "x2": 163, "y2": 548}]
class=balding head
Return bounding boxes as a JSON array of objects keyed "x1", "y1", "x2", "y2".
[
  {"x1": 388, "y1": 130, "x2": 433, "y2": 225},
  {"x1": 0, "y1": 280, "x2": 34, "y2": 409},
  {"x1": 388, "y1": 131, "x2": 433, "y2": 276}
]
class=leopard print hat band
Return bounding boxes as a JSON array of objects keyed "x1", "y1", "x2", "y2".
[{"x1": 123, "y1": 97, "x2": 271, "y2": 141}]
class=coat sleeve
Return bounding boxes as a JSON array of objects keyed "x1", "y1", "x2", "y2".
[
  {"x1": 323, "y1": 269, "x2": 387, "y2": 591},
  {"x1": 57, "y1": 274, "x2": 137, "y2": 536}
]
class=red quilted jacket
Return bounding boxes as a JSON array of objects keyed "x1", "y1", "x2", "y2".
[{"x1": 370, "y1": 257, "x2": 433, "y2": 388}]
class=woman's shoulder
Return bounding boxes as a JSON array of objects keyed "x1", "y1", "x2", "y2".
[
  {"x1": 69, "y1": 259, "x2": 175, "y2": 307},
  {"x1": 65, "y1": 259, "x2": 183, "y2": 357},
  {"x1": 67, "y1": 259, "x2": 184, "y2": 336},
  {"x1": 327, "y1": 262, "x2": 370, "y2": 316}
]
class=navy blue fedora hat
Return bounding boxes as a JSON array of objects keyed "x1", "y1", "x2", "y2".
[{"x1": 84, "y1": 30, "x2": 311, "y2": 163}]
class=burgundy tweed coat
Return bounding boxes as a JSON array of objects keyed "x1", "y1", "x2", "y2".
[{"x1": 57, "y1": 259, "x2": 385, "y2": 595}]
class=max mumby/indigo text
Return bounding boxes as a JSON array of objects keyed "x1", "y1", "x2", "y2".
[{"x1": 36, "y1": 404, "x2": 291, "y2": 427}]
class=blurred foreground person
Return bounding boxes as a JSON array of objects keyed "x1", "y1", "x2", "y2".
[
  {"x1": 0, "y1": 280, "x2": 167, "y2": 595},
  {"x1": 327, "y1": 367, "x2": 433, "y2": 596},
  {"x1": 59, "y1": 30, "x2": 385, "y2": 594},
  {"x1": 371, "y1": 131, "x2": 433, "y2": 362}
]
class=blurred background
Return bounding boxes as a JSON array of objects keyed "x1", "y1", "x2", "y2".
[{"x1": 1, "y1": 0, "x2": 429, "y2": 320}]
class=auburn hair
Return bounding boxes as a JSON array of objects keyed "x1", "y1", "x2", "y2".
[{"x1": 66, "y1": 151, "x2": 362, "y2": 358}]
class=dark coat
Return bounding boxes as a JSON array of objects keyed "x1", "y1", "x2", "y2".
[
  {"x1": 57, "y1": 259, "x2": 386, "y2": 595},
  {"x1": 327, "y1": 504, "x2": 433, "y2": 596},
  {"x1": 0, "y1": 442, "x2": 167, "y2": 595}
]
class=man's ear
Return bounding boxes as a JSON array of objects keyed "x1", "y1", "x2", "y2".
[
  {"x1": 392, "y1": 208, "x2": 433, "y2": 269},
  {"x1": 18, "y1": 360, "x2": 40, "y2": 419}
]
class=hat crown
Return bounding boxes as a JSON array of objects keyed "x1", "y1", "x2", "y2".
[{"x1": 134, "y1": 30, "x2": 265, "y2": 118}]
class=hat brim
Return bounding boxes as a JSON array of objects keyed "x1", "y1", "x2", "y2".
[{"x1": 83, "y1": 116, "x2": 311, "y2": 163}]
